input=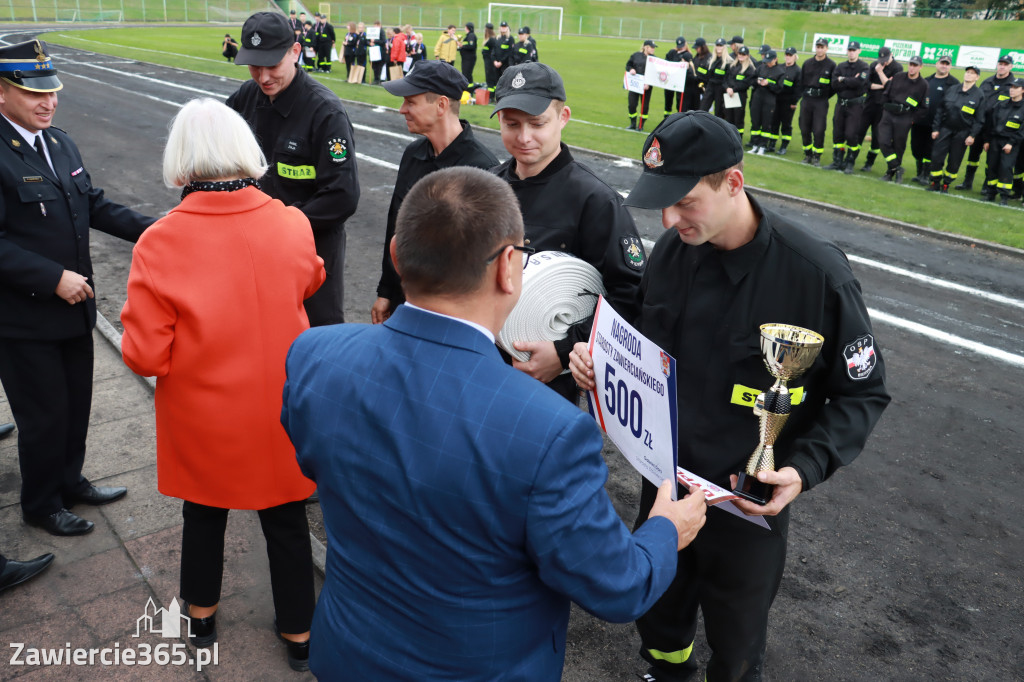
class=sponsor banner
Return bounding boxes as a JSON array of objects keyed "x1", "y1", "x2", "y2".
[
  {"x1": 845, "y1": 35, "x2": 1023, "y2": 71},
  {"x1": 1001, "y1": 49, "x2": 1024, "y2": 73},
  {"x1": 957, "y1": 45, "x2": 1002, "y2": 70},
  {"x1": 920, "y1": 43, "x2": 959, "y2": 65},
  {"x1": 645, "y1": 55, "x2": 688, "y2": 92},
  {"x1": 814, "y1": 32, "x2": 849, "y2": 56},
  {"x1": 884, "y1": 39, "x2": 923, "y2": 61},
  {"x1": 851, "y1": 35, "x2": 885, "y2": 59}
]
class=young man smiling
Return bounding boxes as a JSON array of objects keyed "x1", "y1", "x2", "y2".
[{"x1": 489, "y1": 62, "x2": 647, "y2": 401}]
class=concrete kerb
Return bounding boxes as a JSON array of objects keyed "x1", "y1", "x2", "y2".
[{"x1": 92, "y1": 313, "x2": 330, "y2": 577}]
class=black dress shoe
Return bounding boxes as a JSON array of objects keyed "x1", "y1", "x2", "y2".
[
  {"x1": 276, "y1": 628, "x2": 310, "y2": 672},
  {"x1": 24, "y1": 508, "x2": 95, "y2": 536},
  {"x1": 0, "y1": 422, "x2": 14, "y2": 439},
  {"x1": 0, "y1": 553, "x2": 55, "y2": 593},
  {"x1": 184, "y1": 602, "x2": 217, "y2": 648},
  {"x1": 65, "y1": 485, "x2": 127, "y2": 507}
]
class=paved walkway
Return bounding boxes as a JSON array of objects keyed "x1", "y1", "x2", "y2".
[{"x1": 0, "y1": 329, "x2": 318, "y2": 680}]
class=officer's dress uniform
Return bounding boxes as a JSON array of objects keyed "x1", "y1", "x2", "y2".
[
  {"x1": 797, "y1": 55, "x2": 836, "y2": 164},
  {"x1": 376, "y1": 121, "x2": 498, "y2": 311},
  {"x1": 0, "y1": 117, "x2": 153, "y2": 519},
  {"x1": 492, "y1": 144, "x2": 646, "y2": 401},
  {"x1": 959, "y1": 72, "x2": 1014, "y2": 190},
  {"x1": 227, "y1": 67, "x2": 360, "y2": 326},
  {"x1": 634, "y1": 193, "x2": 890, "y2": 682},
  {"x1": 828, "y1": 58, "x2": 870, "y2": 171},
  {"x1": 748, "y1": 61, "x2": 784, "y2": 151},
  {"x1": 878, "y1": 72, "x2": 928, "y2": 182},
  {"x1": 770, "y1": 60, "x2": 801, "y2": 154},
  {"x1": 980, "y1": 95, "x2": 1024, "y2": 204},
  {"x1": 910, "y1": 72, "x2": 958, "y2": 183},
  {"x1": 626, "y1": 51, "x2": 653, "y2": 131},
  {"x1": 928, "y1": 83, "x2": 985, "y2": 191},
  {"x1": 723, "y1": 59, "x2": 756, "y2": 136},
  {"x1": 859, "y1": 58, "x2": 903, "y2": 170},
  {"x1": 699, "y1": 55, "x2": 730, "y2": 117}
]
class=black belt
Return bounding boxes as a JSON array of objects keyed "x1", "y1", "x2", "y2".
[
  {"x1": 883, "y1": 102, "x2": 915, "y2": 114},
  {"x1": 838, "y1": 95, "x2": 866, "y2": 106},
  {"x1": 804, "y1": 87, "x2": 827, "y2": 98}
]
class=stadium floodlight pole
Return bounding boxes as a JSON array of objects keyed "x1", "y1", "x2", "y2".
[{"x1": 487, "y1": 3, "x2": 564, "y2": 40}]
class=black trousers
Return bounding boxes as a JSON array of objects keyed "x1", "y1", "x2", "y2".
[
  {"x1": 664, "y1": 88, "x2": 683, "y2": 116},
  {"x1": 832, "y1": 101, "x2": 865, "y2": 152},
  {"x1": 484, "y1": 58, "x2": 498, "y2": 91},
  {"x1": 984, "y1": 137, "x2": 1020, "y2": 197},
  {"x1": 879, "y1": 111, "x2": 915, "y2": 170},
  {"x1": 749, "y1": 90, "x2": 776, "y2": 145},
  {"x1": 700, "y1": 84, "x2": 725, "y2": 118},
  {"x1": 180, "y1": 500, "x2": 315, "y2": 634},
  {"x1": 371, "y1": 59, "x2": 384, "y2": 82},
  {"x1": 0, "y1": 333, "x2": 93, "y2": 517},
  {"x1": 629, "y1": 88, "x2": 653, "y2": 123},
  {"x1": 860, "y1": 100, "x2": 885, "y2": 158},
  {"x1": 910, "y1": 122, "x2": 933, "y2": 168},
  {"x1": 461, "y1": 54, "x2": 476, "y2": 84},
  {"x1": 317, "y1": 44, "x2": 332, "y2": 71},
  {"x1": 305, "y1": 226, "x2": 346, "y2": 326},
  {"x1": 722, "y1": 91, "x2": 748, "y2": 135},
  {"x1": 929, "y1": 128, "x2": 971, "y2": 181},
  {"x1": 771, "y1": 98, "x2": 797, "y2": 144},
  {"x1": 343, "y1": 54, "x2": 354, "y2": 76},
  {"x1": 799, "y1": 97, "x2": 829, "y2": 153},
  {"x1": 635, "y1": 478, "x2": 788, "y2": 681}
]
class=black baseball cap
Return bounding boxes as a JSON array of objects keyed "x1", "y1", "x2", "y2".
[
  {"x1": 785, "y1": 46, "x2": 797, "y2": 55},
  {"x1": 1010, "y1": 78, "x2": 1024, "y2": 88},
  {"x1": 998, "y1": 54, "x2": 1013, "y2": 64},
  {"x1": 676, "y1": 36, "x2": 686, "y2": 47},
  {"x1": 485, "y1": 22, "x2": 494, "y2": 29},
  {"x1": 491, "y1": 62, "x2": 566, "y2": 117},
  {"x1": 738, "y1": 46, "x2": 749, "y2": 56},
  {"x1": 714, "y1": 38, "x2": 726, "y2": 46},
  {"x1": 236, "y1": 11, "x2": 295, "y2": 67},
  {"x1": 522, "y1": 26, "x2": 531, "y2": 33},
  {"x1": 730, "y1": 35, "x2": 744, "y2": 44},
  {"x1": 964, "y1": 65, "x2": 981, "y2": 74},
  {"x1": 644, "y1": 40, "x2": 657, "y2": 48},
  {"x1": 625, "y1": 111, "x2": 743, "y2": 210},
  {"x1": 848, "y1": 41, "x2": 861, "y2": 50},
  {"x1": 289, "y1": 9, "x2": 295, "y2": 14},
  {"x1": 499, "y1": 21, "x2": 509, "y2": 27},
  {"x1": 0, "y1": 40, "x2": 62, "y2": 92},
  {"x1": 937, "y1": 55, "x2": 952, "y2": 63},
  {"x1": 814, "y1": 37, "x2": 828, "y2": 47},
  {"x1": 878, "y1": 46, "x2": 892, "y2": 59},
  {"x1": 518, "y1": 27, "x2": 528, "y2": 35},
  {"x1": 383, "y1": 60, "x2": 468, "y2": 99},
  {"x1": 909, "y1": 55, "x2": 923, "y2": 66},
  {"x1": 765, "y1": 50, "x2": 778, "y2": 62},
  {"x1": 759, "y1": 44, "x2": 771, "y2": 54},
  {"x1": 693, "y1": 37, "x2": 707, "y2": 48},
  {"x1": 466, "y1": 22, "x2": 474, "y2": 30}
]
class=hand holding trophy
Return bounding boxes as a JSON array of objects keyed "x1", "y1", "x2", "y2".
[{"x1": 732, "y1": 324, "x2": 824, "y2": 505}]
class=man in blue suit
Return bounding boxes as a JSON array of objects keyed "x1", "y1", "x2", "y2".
[{"x1": 282, "y1": 166, "x2": 707, "y2": 681}]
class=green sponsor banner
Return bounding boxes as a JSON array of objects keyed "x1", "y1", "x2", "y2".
[
  {"x1": 1001, "y1": 50, "x2": 1024, "y2": 73},
  {"x1": 920, "y1": 43, "x2": 958, "y2": 65},
  {"x1": 851, "y1": 36, "x2": 884, "y2": 60}
]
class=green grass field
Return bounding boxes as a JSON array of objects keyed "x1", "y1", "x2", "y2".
[{"x1": 48, "y1": 22, "x2": 1024, "y2": 248}]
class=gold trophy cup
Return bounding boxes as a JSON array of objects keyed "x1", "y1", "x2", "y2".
[{"x1": 732, "y1": 324, "x2": 824, "y2": 505}]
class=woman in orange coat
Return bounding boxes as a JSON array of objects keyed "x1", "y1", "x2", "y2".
[{"x1": 121, "y1": 98, "x2": 325, "y2": 672}]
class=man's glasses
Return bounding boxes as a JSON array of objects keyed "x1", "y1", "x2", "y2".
[{"x1": 485, "y1": 244, "x2": 536, "y2": 270}]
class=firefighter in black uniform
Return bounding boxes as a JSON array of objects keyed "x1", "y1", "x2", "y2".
[
  {"x1": 0, "y1": 41, "x2": 155, "y2": 537},
  {"x1": 980, "y1": 78, "x2": 1024, "y2": 206},
  {"x1": 957, "y1": 55, "x2": 1015, "y2": 191},
  {"x1": 859, "y1": 46, "x2": 902, "y2": 172},
  {"x1": 569, "y1": 111, "x2": 890, "y2": 682},
  {"x1": 691, "y1": 38, "x2": 711, "y2": 111},
  {"x1": 663, "y1": 37, "x2": 694, "y2": 118},
  {"x1": 827, "y1": 41, "x2": 870, "y2": 173},
  {"x1": 228, "y1": 12, "x2": 360, "y2": 326},
  {"x1": 481, "y1": 23, "x2": 497, "y2": 95},
  {"x1": 490, "y1": 62, "x2": 647, "y2": 403},
  {"x1": 372, "y1": 62, "x2": 499, "y2": 322},
  {"x1": 700, "y1": 39, "x2": 732, "y2": 118},
  {"x1": 314, "y1": 13, "x2": 336, "y2": 73},
  {"x1": 508, "y1": 27, "x2": 538, "y2": 67},
  {"x1": 877, "y1": 55, "x2": 929, "y2": 183},
  {"x1": 928, "y1": 65, "x2": 986, "y2": 193},
  {"x1": 748, "y1": 49, "x2": 784, "y2": 155},
  {"x1": 910, "y1": 55, "x2": 958, "y2": 184},
  {"x1": 798, "y1": 37, "x2": 835, "y2": 166},
  {"x1": 626, "y1": 40, "x2": 657, "y2": 131},
  {"x1": 459, "y1": 22, "x2": 477, "y2": 84},
  {"x1": 723, "y1": 46, "x2": 756, "y2": 138},
  {"x1": 771, "y1": 46, "x2": 802, "y2": 155},
  {"x1": 492, "y1": 22, "x2": 515, "y2": 83},
  {"x1": 300, "y1": 20, "x2": 316, "y2": 71}
]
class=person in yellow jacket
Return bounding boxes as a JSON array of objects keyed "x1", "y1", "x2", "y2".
[{"x1": 434, "y1": 25, "x2": 460, "y2": 65}]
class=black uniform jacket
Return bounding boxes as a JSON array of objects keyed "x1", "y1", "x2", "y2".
[
  {"x1": 460, "y1": 31, "x2": 477, "y2": 56},
  {"x1": 867, "y1": 59, "x2": 902, "y2": 104},
  {"x1": 980, "y1": 74, "x2": 1015, "y2": 106},
  {"x1": 638, "y1": 194, "x2": 890, "y2": 490},
  {"x1": 227, "y1": 68, "x2": 359, "y2": 237},
  {"x1": 377, "y1": 122, "x2": 499, "y2": 303},
  {"x1": 494, "y1": 35, "x2": 515, "y2": 67},
  {"x1": 983, "y1": 97, "x2": 1024, "y2": 144},
  {"x1": 832, "y1": 59, "x2": 870, "y2": 100},
  {"x1": 509, "y1": 39, "x2": 538, "y2": 66},
  {"x1": 753, "y1": 62, "x2": 786, "y2": 97},
  {"x1": 921, "y1": 73, "x2": 959, "y2": 124},
  {"x1": 800, "y1": 56, "x2": 836, "y2": 99},
  {"x1": 934, "y1": 84, "x2": 985, "y2": 136},
  {"x1": 626, "y1": 51, "x2": 648, "y2": 75},
  {"x1": 492, "y1": 144, "x2": 646, "y2": 366},
  {"x1": 0, "y1": 118, "x2": 153, "y2": 340},
  {"x1": 883, "y1": 72, "x2": 928, "y2": 116},
  {"x1": 725, "y1": 61, "x2": 756, "y2": 93},
  {"x1": 777, "y1": 63, "x2": 802, "y2": 103}
]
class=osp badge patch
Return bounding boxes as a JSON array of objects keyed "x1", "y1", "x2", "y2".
[
  {"x1": 327, "y1": 138, "x2": 348, "y2": 163},
  {"x1": 843, "y1": 334, "x2": 877, "y2": 381},
  {"x1": 621, "y1": 235, "x2": 646, "y2": 271},
  {"x1": 644, "y1": 137, "x2": 663, "y2": 168}
]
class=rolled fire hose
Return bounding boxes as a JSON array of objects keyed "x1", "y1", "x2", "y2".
[{"x1": 497, "y1": 251, "x2": 606, "y2": 366}]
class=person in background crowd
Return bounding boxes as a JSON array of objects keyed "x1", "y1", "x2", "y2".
[
  {"x1": 691, "y1": 37, "x2": 711, "y2": 111},
  {"x1": 460, "y1": 22, "x2": 477, "y2": 84},
  {"x1": 958, "y1": 54, "x2": 1015, "y2": 191},
  {"x1": 316, "y1": 13, "x2": 336, "y2": 74},
  {"x1": 877, "y1": 54, "x2": 928, "y2": 183},
  {"x1": 121, "y1": 98, "x2": 324, "y2": 672},
  {"x1": 493, "y1": 21, "x2": 515, "y2": 82},
  {"x1": 748, "y1": 49, "x2": 784, "y2": 155},
  {"x1": 980, "y1": 78, "x2": 1024, "y2": 205},
  {"x1": 910, "y1": 55, "x2": 958, "y2": 185},
  {"x1": 728, "y1": 35, "x2": 743, "y2": 61},
  {"x1": 342, "y1": 22, "x2": 358, "y2": 79},
  {"x1": 286, "y1": 9, "x2": 300, "y2": 38},
  {"x1": 300, "y1": 20, "x2": 316, "y2": 71},
  {"x1": 352, "y1": 22, "x2": 368, "y2": 84},
  {"x1": 723, "y1": 45, "x2": 756, "y2": 138},
  {"x1": 482, "y1": 23, "x2": 498, "y2": 95},
  {"x1": 0, "y1": 40, "x2": 153, "y2": 538},
  {"x1": 372, "y1": 61, "x2": 498, "y2": 322},
  {"x1": 798, "y1": 37, "x2": 835, "y2": 166},
  {"x1": 700, "y1": 38, "x2": 733, "y2": 117},
  {"x1": 928, "y1": 65, "x2": 985, "y2": 194},
  {"x1": 626, "y1": 40, "x2": 656, "y2": 131},
  {"x1": 409, "y1": 33, "x2": 427, "y2": 67},
  {"x1": 222, "y1": 34, "x2": 239, "y2": 62},
  {"x1": 663, "y1": 37, "x2": 694, "y2": 118},
  {"x1": 368, "y1": 21, "x2": 386, "y2": 85},
  {"x1": 771, "y1": 46, "x2": 801, "y2": 155},
  {"x1": 434, "y1": 25, "x2": 460, "y2": 66},
  {"x1": 227, "y1": 11, "x2": 360, "y2": 326},
  {"x1": 827, "y1": 41, "x2": 870, "y2": 173},
  {"x1": 509, "y1": 27, "x2": 538, "y2": 67},
  {"x1": 859, "y1": 46, "x2": 902, "y2": 172},
  {"x1": 390, "y1": 25, "x2": 408, "y2": 79}
]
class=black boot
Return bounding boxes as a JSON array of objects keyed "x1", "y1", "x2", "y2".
[
  {"x1": 627, "y1": 118, "x2": 637, "y2": 130},
  {"x1": 927, "y1": 179, "x2": 941, "y2": 192},
  {"x1": 810, "y1": 153, "x2": 821, "y2": 167},
  {"x1": 954, "y1": 166, "x2": 976, "y2": 190},
  {"x1": 637, "y1": 117, "x2": 647, "y2": 132},
  {"x1": 1009, "y1": 179, "x2": 1023, "y2": 200},
  {"x1": 766, "y1": 140, "x2": 776, "y2": 153},
  {"x1": 999, "y1": 195, "x2": 1009, "y2": 206},
  {"x1": 843, "y1": 151, "x2": 858, "y2": 174},
  {"x1": 893, "y1": 166, "x2": 905, "y2": 184},
  {"x1": 777, "y1": 142, "x2": 788, "y2": 155},
  {"x1": 912, "y1": 161, "x2": 927, "y2": 184},
  {"x1": 826, "y1": 150, "x2": 844, "y2": 170},
  {"x1": 940, "y1": 183, "x2": 949, "y2": 194},
  {"x1": 860, "y1": 152, "x2": 876, "y2": 172}
]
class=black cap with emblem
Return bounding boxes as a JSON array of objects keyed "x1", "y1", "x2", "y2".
[
  {"x1": 235, "y1": 11, "x2": 296, "y2": 67},
  {"x1": 625, "y1": 111, "x2": 743, "y2": 210},
  {"x1": 491, "y1": 62, "x2": 566, "y2": 118},
  {"x1": 0, "y1": 40, "x2": 62, "y2": 92},
  {"x1": 384, "y1": 60, "x2": 468, "y2": 100}
]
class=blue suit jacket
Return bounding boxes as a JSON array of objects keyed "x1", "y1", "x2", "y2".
[{"x1": 282, "y1": 305, "x2": 678, "y2": 681}]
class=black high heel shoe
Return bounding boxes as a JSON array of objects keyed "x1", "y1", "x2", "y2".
[
  {"x1": 275, "y1": 621, "x2": 310, "y2": 672},
  {"x1": 184, "y1": 602, "x2": 217, "y2": 648}
]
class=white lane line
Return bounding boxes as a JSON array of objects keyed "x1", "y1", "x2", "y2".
[
  {"x1": 61, "y1": 70, "x2": 183, "y2": 108},
  {"x1": 358, "y1": 155, "x2": 399, "y2": 171},
  {"x1": 849, "y1": 254, "x2": 1024, "y2": 310},
  {"x1": 868, "y1": 309, "x2": 1024, "y2": 369},
  {"x1": 353, "y1": 123, "x2": 414, "y2": 142},
  {"x1": 78, "y1": 60, "x2": 226, "y2": 96}
]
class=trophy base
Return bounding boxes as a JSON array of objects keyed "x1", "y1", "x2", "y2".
[{"x1": 732, "y1": 472, "x2": 773, "y2": 506}]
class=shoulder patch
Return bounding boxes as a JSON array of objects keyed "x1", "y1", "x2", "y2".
[
  {"x1": 621, "y1": 235, "x2": 646, "y2": 271},
  {"x1": 327, "y1": 137, "x2": 348, "y2": 163},
  {"x1": 843, "y1": 333, "x2": 877, "y2": 381}
]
